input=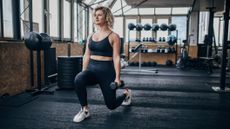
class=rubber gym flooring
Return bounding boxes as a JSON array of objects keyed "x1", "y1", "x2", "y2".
[{"x1": 1, "y1": 67, "x2": 230, "y2": 129}]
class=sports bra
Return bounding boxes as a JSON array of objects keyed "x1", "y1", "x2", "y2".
[{"x1": 88, "y1": 32, "x2": 113, "y2": 57}]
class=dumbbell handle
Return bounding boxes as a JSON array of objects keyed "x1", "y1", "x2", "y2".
[{"x1": 110, "y1": 80, "x2": 125, "y2": 90}]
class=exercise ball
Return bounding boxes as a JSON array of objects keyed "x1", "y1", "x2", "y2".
[
  {"x1": 143, "y1": 23, "x2": 152, "y2": 31},
  {"x1": 25, "y1": 32, "x2": 42, "y2": 50},
  {"x1": 168, "y1": 24, "x2": 177, "y2": 31},
  {"x1": 136, "y1": 23, "x2": 143, "y2": 31},
  {"x1": 152, "y1": 24, "x2": 159, "y2": 31},
  {"x1": 160, "y1": 23, "x2": 168, "y2": 31},
  {"x1": 40, "y1": 33, "x2": 52, "y2": 50},
  {"x1": 128, "y1": 23, "x2": 136, "y2": 30}
]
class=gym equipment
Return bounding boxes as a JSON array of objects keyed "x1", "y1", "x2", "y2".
[
  {"x1": 25, "y1": 32, "x2": 42, "y2": 50},
  {"x1": 136, "y1": 23, "x2": 143, "y2": 31},
  {"x1": 164, "y1": 48, "x2": 168, "y2": 53},
  {"x1": 159, "y1": 37, "x2": 162, "y2": 42},
  {"x1": 147, "y1": 62, "x2": 151, "y2": 66},
  {"x1": 142, "y1": 62, "x2": 147, "y2": 66},
  {"x1": 168, "y1": 24, "x2": 177, "y2": 31},
  {"x1": 40, "y1": 33, "x2": 52, "y2": 50},
  {"x1": 152, "y1": 62, "x2": 157, "y2": 67},
  {"x1": 134, "y1": 62, "x2": 139, "y2": 66},
  {"x1": 121, "y1": 58, "x2": 128, "y2": 69},
  {"x1": 161, "y1": 47, "x2": 165, "y2": 53},
  {"x1": 157, "y1": 47, "x2": 161, "y2": 53},
  {"x1": 24, "y1": 31, "x2": 54, "y2": 95},
  {"x1": 110, "y1": 80, "x2": 125, "y2": 90},
  {"x1": 166, "y1": 60, "x2": 173, "y2": 66},
  {"x1": 128, "y1": 23, "x2": 136, "y2": 30},
  {"x1": 167, "y1": 35, "x2": 177, "y2": 46},
  {"x1": 176, "y1": 40, "x2": 191, "y2": 70},
  {"x1": 162, "y1": 37, "x2": 166, "y2": 42},
  {"x1": 149, "y1": 37, "x2": 152, "y2": 42},
  {"x1": 126, "y1": 22, "x2": 158, "y2": 74},
  {"x1": 58, "y1": 56, "x2": 82, "y2": 89},
  {"x1": 129, "y1": 62, "x2": 134, "y2": 66},
  {"x1": 217, "y1": 0, "x2": 230, "y2": 92},
  {"x1": 25, "y1": 32, "x2": 52, "y2": 50},
  {"x1": 160, "y1": 23, "x2": 168, "y2": 31},
  {"x1": 152, "y1": 24, "x2": 159, "y2": 31},
  {"x1": 135, "y1": 38, "x2": 141, "y2": 42},
  {"x1": 24, "y1": 1, "x2": 54, "y2": 95},
  {"x1": 143, "y1": 23, "x2": 152, "y2": 31}
]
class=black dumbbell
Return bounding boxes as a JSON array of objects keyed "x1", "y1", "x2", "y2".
[{"x1": 110, "y1": 80, "x2": 125, "y2": 90}]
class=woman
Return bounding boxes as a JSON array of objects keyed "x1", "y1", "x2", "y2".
[{"x1": 73, "y1": 6, "x2": 132, "y2": 123}]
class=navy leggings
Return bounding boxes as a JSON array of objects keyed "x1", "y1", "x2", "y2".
[{"x1": 74, "y1": 59, "x2": 126, "y2": 110}]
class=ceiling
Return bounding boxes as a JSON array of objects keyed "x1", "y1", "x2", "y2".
[
  {"x1": 124, "y1": 0, "x2": 225, "y2": 12},
  {"x1": 124, "y1": 0, "x2": 194, "y2": 8}
]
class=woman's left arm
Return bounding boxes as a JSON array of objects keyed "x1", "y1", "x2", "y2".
[{"x1": 111, "y1": 33, "x2": 121, "y2": 84}]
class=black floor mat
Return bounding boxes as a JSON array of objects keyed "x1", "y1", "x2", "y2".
[{"x1": 0, "y1": 92, "x2": 38, "y2": 107}]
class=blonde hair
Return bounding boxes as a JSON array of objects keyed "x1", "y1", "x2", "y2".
[{"x1": 93, "y1": 6, "x2": 114, "y2": 28}]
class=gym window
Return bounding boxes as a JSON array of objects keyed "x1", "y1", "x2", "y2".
[
  {"x1": 198, "y1": 11, "x2": 209, "y2": 44},
  {"x1": 139, "y1": 8, "x2": 155, "y2": 15},
  {"x1": 2, "y1": 0, "x2": 14, "y2": 38},
  {"x1": 32, "y1": 0, "x2": 44, "y2": 33},
  {"x1": 114, "y1": 17, "x2": 124, "y2": 38},
  {"x1": 155, "y1": 8, "x2": 171, "y2": 15},
  {"x1": 171, "y1": 16, "x2": 187, "y2": 44},
  {"x1": 76, "y1": 4, "x2": 87, "y2": 41},
  {"x1": 213, "y1": 17, "x2": 223, "y2": 46},
  {"x1": 172, "y1": 7, "x2": 189, "y2": 15},
  {"x1": 124, "y1": 7, "x2": 138, "y2": 15},
  {"x1": 63, "y1": 0, "x2": 71, "y2": 39},
  {"x1": 88, "y1": 9, "x2": 94, "y2": 37},
  {"x1": 49, "y1": 0, "x2": 60, "y2": 38}
]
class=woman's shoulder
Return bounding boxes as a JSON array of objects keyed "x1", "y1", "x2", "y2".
[
  {"x1": 108, "y1": 31, "x2": 120, "y2": 45},
  {"x1": 109, "y1": 31, "x2": 120, "y2": 40}
]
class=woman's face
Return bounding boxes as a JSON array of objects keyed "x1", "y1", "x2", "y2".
[{"x1": 93, "y1": 10, "x2": 106, "y2": 26}]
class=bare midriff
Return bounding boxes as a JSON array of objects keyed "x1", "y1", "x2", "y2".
[{"x1": 90, "y1": 55, "x2": 113, "y2": 61}]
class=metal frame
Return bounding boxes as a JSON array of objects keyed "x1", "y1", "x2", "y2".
[
  {"x1": 0, "y1": 0, "x2": 3, "y2": 38},
  {"x1": 12, "y1": 0, "x2": 21, "y2": 40},
  {"x1": 71, "y1": 0, "x2": 74, "y2": 41},
  {"x1": 212, "y1": 0, "x2": 230, "y2": 92},
  {"x1": 60, "y1": 0, "x2": 64, "y2": 41},
  {"x1": 44, "y1": 0, "x2": 49, "y2": 34}
]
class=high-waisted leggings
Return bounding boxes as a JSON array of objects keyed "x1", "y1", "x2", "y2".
[{"x1": 74, "y1": 59, "x2": 126, "y2": 110}]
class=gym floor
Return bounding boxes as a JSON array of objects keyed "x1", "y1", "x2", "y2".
[{"x1": 0, "y1": 67, "x2": 230, "y2": 129}]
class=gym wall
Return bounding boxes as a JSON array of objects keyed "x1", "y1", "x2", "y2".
[{"x1": 0, "y1": 42, "x2": 83, "y2": 96}]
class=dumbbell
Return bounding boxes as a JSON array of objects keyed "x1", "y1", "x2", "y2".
[{"x1": 110, "y1": 80, "x2": 125, "y2": 90}]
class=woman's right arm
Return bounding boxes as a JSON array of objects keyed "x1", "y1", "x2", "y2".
[{"x1": 82, "y1": 38, "x2": 91, "y2": 71}]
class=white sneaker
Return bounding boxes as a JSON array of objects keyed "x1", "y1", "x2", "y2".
[
  {"x1": 122, "y1": 89, "x2": 132, "y2": 106},
  {"x1": 73, "y1": 108, "x2": 90, "y2": 123}
]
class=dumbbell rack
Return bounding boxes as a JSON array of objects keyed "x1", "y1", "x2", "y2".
[
  {"x1": 124, "y1": 30, "x2": 159, "y2": 74},
  {"x1": 128, "y1": 30, "x2": 178, "y2": 62}
]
